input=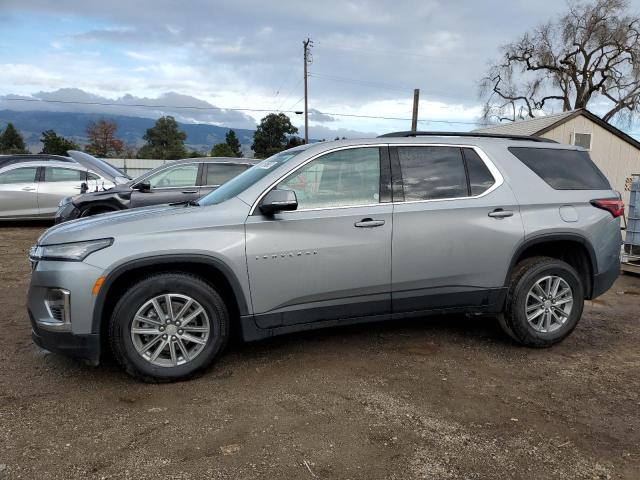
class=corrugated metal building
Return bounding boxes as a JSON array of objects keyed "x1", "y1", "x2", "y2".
[{"x1": 475, "y1": 109, "x2": 640, "y2": 215}]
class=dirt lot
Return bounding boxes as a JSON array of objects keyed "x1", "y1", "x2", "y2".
[{"x1": 0, "y1": 224, "x2": 639, "y2": 480}]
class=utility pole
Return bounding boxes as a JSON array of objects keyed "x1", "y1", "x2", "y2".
[
  {"x1": 303, "y1": 38, "x2": 313, "y2": 144},
  {"x1": 411, "y1": 88, "x2": 420, "y2": 132}
]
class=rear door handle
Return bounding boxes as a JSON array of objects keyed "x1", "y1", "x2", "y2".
[
  {"x1": 354, "y1": 218, "x2": 385, "y2": 228},
  {"x1": 21, "y1": 186, "x2": 36, "y2": 191},
  {"x1": 488, "y1": 209, "x2": 513, "y2": 219},
  {"x1": 181, "y1": 190, "x2": 198, "y2": 194}
]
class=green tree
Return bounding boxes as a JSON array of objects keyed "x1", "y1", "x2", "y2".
[
  {"x1": 0, "y1": 123, "x2": 28, "y2": 154},
  {"x1": 251, "y1": 113, "x2": 299, "y2": 159},
  {"x1": 138, "y1": 116, "x2": 187, "y2": 159},
  {"x1": 225, "y1": 129, "x2": 243, "y2": 157},
  {"x1": 40, "y1": 130, "x2": 78, "y2": 155},
  {"x1": 85, "y1": 119, "x2": 123, "y2": 157},
  {"x1": 210, "y1": 143, "x2": 236, "y2": 157}
]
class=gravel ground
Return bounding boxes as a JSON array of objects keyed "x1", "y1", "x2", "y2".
[{"x1": 0, "y1": 224, "x2": 639, "y2": 479}]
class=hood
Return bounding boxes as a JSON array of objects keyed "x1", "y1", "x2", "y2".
[
  {"x1": 37, "y1": 197, "x2": 251, "y2": 247},
  {"x1": 68, "y1": 150, "x2": 131, "y2": 185},
  {"x1": 40, "y1": 204, "x2": 181, "y2": 242}
]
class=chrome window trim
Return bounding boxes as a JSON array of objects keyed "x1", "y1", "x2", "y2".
[
  {"x1": 249, "y1": 143, "x2": 503, "y2": 215},
  {"x1": 393, "y1": 144, "x2": 504, "y2": 205},
  {"x1": 249, "y1": 144, "x2": 388, "y2": 215}
]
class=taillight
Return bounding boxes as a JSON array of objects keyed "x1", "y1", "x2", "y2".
[{"x1": 591, "y1": 198, "x2": 624, "y2": 218}]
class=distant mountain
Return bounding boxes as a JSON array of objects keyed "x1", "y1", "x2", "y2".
[{"x1": 0, "y1": 110, "x2": 256, "y2": 154}]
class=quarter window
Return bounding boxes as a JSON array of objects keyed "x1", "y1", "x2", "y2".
[
  {"x1": 509, "y1": 147, "x2": 610, "y2": 190},
  {"x1": 397, "y1": 146, "x2": 467, "y2": 201},
  {"x1": 44, "y1": 167, "x2": 83, "y2": 182},
  {"x1": 463, "y1": 148, "x2": 495, "y2": 196},
  {"x1": 147, "y1": 164, "x2": 199, "y2": 189},
  {"x1": 0, "y1": 167, "x2": 37, "y2": 184},
  {"x1": 277, "y1": 147, "x2": 381, "y2": 210}
]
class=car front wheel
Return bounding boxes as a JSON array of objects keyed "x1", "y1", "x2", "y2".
[{"x1": 109, "y1": 272, "x2": 229, "y2": 382}]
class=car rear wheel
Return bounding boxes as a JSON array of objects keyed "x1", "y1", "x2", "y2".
[
  {"x1": 109, "y1": 272, "x2": 229, "y2": 382},
  {"x1": 499, "y1": 256, "x2": 584, "y2": 347}
]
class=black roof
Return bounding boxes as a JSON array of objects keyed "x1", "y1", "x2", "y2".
[{"x1": 377, "y1": 131, "x2": 556, "y2": 143}]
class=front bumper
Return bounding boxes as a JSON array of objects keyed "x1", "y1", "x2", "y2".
[
  {"x1": 54, "y1": 203, "x2": 81, "y2": 224},
  {"x1": 30, "y1": 311, "x2": 100, "y2": 363},
  {"x1": 28, "y1": 259, "x2": 105, "y2": 363}
]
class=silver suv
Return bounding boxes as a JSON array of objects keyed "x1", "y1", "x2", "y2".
[{"x1": 27, "y1": 133, "x2": 623, "y2": 382}]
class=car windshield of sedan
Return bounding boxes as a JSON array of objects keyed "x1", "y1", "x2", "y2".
[{"x1": 198, "y1": 146, "x2": 309, "y2": 206}]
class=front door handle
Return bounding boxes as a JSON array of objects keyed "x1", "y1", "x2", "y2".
[
  {"x1": 354, "y1": 218, "x2": 385, "y2": 228},
  {"x1": 488, "y1": 208, "x2": 513, "y2": 219},
  {"x1": 21, "y1": 186, "x2": 36, "y2": 191},
  {"x1": 181, "y1": 190, "x2": 198, "y2": 194}
]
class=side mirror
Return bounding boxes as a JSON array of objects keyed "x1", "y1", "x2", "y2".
[
  {"x1": 80, "y1": 182, "x2": 88, "y2": 194},
  {"x1": 134, "y1": 181, "x2": 151, "y2": 192},
  {"x1": 259, "y1": 189, "x2": 298, "y2": 215}
]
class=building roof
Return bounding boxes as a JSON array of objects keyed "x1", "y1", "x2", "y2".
[{"x1": 474, "y1": 108, "x2": 640, "y2": 151}]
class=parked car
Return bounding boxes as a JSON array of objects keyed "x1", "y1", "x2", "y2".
[
  {"x1": 0, "y1": 159, "x2": 114, "y2": 220},
  {"x1": 28, "y1": 133, "x2": 623, "y2": 382},
  {"x1": 55, "y1": 152, "x2": 257, "y2": 222}
]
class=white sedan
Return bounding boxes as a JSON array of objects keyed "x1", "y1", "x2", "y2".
[{"x1": 0, "y1": 160, "x2": 113, "y2": 220}]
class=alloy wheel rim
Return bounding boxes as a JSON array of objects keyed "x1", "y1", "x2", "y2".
[
  {"x1": 525, "y1": 275, "x2": 573, "y2": 333},
  {"x1": 130, "y1": 293, "x2": 210, "y2": 367}
]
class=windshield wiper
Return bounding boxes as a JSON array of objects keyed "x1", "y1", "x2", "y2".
[{"x1": 169, "y1": 199, "x2": 200, "y2": 207}]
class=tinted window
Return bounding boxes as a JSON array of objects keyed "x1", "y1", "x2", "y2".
[
  {"x1": 87, "y1": 172, "x2": 100, "y2": 181},
  {"x1": 148, "y1": 164, "x2": 198, "y2": 188},
  {"x1": 44, "y1": 167, "x2": 83, "y2": 182},
  {"x1": 277, "y1": 147, "x2": 380, "y2": 209},
  {"x1": 0, "y1": 167, "x2": 37, "y2": 184},
  {"x1": 509, "y1": 147, "x2": 610, "y2": 190},
  {"x1": 463, "y1": 148, "x2": 495, "y2": 195},
  {"x1": 397, "y1": 146, "x2": 467, "y2": 201},
  {"x1": 205, "y1": 163, "x2": 249, "y2": 186}
]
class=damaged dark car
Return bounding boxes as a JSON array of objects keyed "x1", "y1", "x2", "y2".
[{"x1": 55, "y1": 151, "x2": 257, "y2": 223}]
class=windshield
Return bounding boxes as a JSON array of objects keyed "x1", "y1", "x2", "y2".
[{"x1": 198, "y1": 147, "x2": 308, "y2": 206}]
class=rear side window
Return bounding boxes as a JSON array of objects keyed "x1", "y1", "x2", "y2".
[
  {"x1": 509, "y1": 147, "x2": 610, "y2": 190},
  {"x1": 205, "y1": 163, "x2": 249, "y2": 186},
  {"x1": 44, "y1": 167, "x2": 83, "y2": 182},
  {"x1": 397, "y1": 146, "x2": 468, "y2": 201}
]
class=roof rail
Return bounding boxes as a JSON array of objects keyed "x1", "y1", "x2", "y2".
[{"x1": 376, "y1": 131, "x2": 557, "y2": 143}]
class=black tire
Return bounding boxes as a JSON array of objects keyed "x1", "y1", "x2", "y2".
[
  {"x1": 109, "y1": 272, "x2": 229, "y2": 382},
  {"x1": 500, "y1": 256, "x2": 584, "y2": 347}
]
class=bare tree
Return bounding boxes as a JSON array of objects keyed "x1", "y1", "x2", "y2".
[{"x1": 480, "y1": 0, "x2": 640, "y2": 123}]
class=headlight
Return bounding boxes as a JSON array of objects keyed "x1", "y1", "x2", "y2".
[
  {"x1": 29, "y1": 238, "x2": 113, "y2": 262},
  {"x1": 58, "y1": 196, "x2": 73, "y2": 207}
]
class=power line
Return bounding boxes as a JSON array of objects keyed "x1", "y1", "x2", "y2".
[
  {"x1": 314, "y1": 42, "x2": 475, "y2": 63},
  {"x1": 0, "y1": 96, "x2": 492, "y2": 126},
  {"x1": 308, "y1": 72, "x2": 410, "y2": 93},
  {"x1": 286, "y1": 96, "x2": 305, "y2": 111},
  {"x1": 275, "y1": 77, "x2": 303, "y2": 112}
]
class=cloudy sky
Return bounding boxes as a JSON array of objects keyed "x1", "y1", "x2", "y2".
[{"x1": 1, "y1": 0, "x2": 640, "y2": 139}]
